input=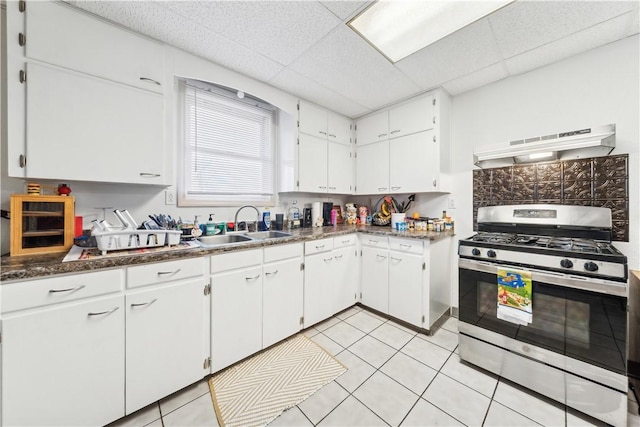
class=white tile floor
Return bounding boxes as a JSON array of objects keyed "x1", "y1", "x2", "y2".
[{"x1": 109, "y1": 306, "x2": 640, "y2": 427}]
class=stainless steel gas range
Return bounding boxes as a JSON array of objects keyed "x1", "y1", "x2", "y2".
[{"x1": 458, "y1": 204, "x2": 628, "y2": 426}]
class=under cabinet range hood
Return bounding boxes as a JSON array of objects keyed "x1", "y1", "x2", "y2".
[{"x1": 473, "y1": 124, "x2": 615, "y2": 168}]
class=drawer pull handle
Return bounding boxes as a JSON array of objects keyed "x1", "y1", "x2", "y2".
[
  {"x1": 400, "y1": 244, "x2": 411, "y2": 248},
  {"x1": 139, "y1": 77, "x2": 161, "y2": 86},
  {"x1": 88, "y1": 307, "x2": 119, "y2": 317},
  {"x1": 49, "y1": 285, "x2": 85, "y2": 293},
  {"x1": 140, "y1": 172, "x2": 161, "y2": 178},
  {"x1": 378, "y1": 187, "x2": 387, "y2": 191},
  {"x1": 369, "y1": 240, "x2": 378, "y2": 245},
  {"x1": 390, "y1": 129, "x2": 400, "y2": 134},
  {"x1": 316, "y1": 244, "x2": 325, "y2": 249},
  {"x1": 376, "y1": 255, "x2": 387, "y2": 260},
  {"x1": 378, "y1": 133, "x2": 387, "y2": 138},
  {"x1": 265, "y1": 270, "x2": 279, "y2": 276},
  {"x1": 334, "y1": 255, "x2": 343, "y2": 260},
  {"x1": 342, "y1": 240, "x2": 351, "y2": 244},
  {"x1": 323, "y1": 257, "x2": 334, "y2": 263},
  {"x1": 391, "y1": 186, "x2": 401, "y2": 190},
  {"x1": 319, "y1": 131, "x2": 327, "y2": 135},
  {"x1": 390, "y1": 257, "x2": 402, "y2": 262},
  {"x1": 131, "y1": 299, "x2": 158, "y2": 308},
  {"x1": 157, "y1": 269, "x2": 181, "y2": 276},
  {"x1": 245, "y1": 274, "x2": 261, "y2": 281}
]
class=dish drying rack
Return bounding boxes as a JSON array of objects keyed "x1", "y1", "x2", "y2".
[{"x1": 91, "y1": 209, "x2": 182, "y2": 255}]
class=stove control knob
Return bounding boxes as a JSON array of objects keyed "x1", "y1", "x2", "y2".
[
  {"x1": 487, "y1": 250, "x2": 497, "y2": 258},
  {"x1": 584, "y1": 261, "x2": 599, "y2": 272},
  {"x1": 471, "y1": 248, "x2": 481, "y2": 256},
  {"x1": 560, "y1": 259, "x2": 573, "y2": 269}
]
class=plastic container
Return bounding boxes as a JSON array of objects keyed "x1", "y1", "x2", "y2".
[{"x1": 262, "y1": 209, "x2": 271, "y2": 231}]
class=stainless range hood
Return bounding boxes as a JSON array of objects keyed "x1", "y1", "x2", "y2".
[{"x1": 473, "y1": 124, "x2": 616, "y2": 168}]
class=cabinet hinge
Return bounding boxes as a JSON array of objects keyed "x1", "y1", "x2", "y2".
[
  {"x1": 350, "y1": 152, "x2": 352, "y2": 158},
  {"x1": 297, "y1": 103, "x2": 300, "y2": 111},
  {"x1": 19, "y1": 154, "x2": 26, "y2": 168},
  {"x1": 19, "y1": 0, "x2": 26, "y2": 12},
  {"x1": 422, "y1": 315, "x2": 425, "y2": 323},
  {"x1": 297, "y1": 120, "x2": 300, "y2": 128},
  {"x1": 354, "y1": 124, "x2": 357, "y2": 131},
  {"x1": 359, "y1": 292, "x2": 363, "y2": 299},
  {"x1": 360, "y1": 250, "x2": 362, "y2": 256},
  {"x1": 203, "y1": 357, "x2": 211, "y2": 369},
  {"x1": 299, "y1": 316, "x2": 304, "y2": 325},
  {"x1": 300, "y1": 262, "x2": 304, "y2": 271},
  {"x1": 422, "y1": 262, "x2": 426, "y2": 270},
  {"x1": 18, "y1": 33, "x2": 26, "y2": 47},
  {"x1": 296, "y1": 180, "x2": 299, "y2": 188},
  {"x1": 204, "y1": 284, "x2": 211, "y2": 296},
  {"x1": 354, "y1": 152, "x2": 358, "y2": 158},
  {"x1": 19, "y1": 69, "x2": 26, "y2": 83},
  {"x1": 0, "y1": 332, "x2": 2, "y2": 344},
  {"x1": 432, "y1": 98, "x2": 436, "y2": 106}
]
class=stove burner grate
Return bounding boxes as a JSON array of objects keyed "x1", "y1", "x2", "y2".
[{"x1": 472, "y1": 232, "x2": 516, "y2": 244}]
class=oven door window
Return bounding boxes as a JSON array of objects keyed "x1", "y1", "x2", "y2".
[{"x1": 459, "y1": 267, "x2": 627, "y2": 375}]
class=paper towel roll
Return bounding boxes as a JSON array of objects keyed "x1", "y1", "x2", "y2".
[{"x1": 312, "y1": 202, "x2": 321, "y2": 227}]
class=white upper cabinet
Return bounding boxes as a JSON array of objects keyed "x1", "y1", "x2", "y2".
[
  {"x1": 355, "y1": 90, "x2": 450, "y2": 195},
  {"x1": 25, "y1": 0, "x2": 164, "y2": 93},
  {"x1": 297, "y1": 100, "x2": 353, "y2": 194},
  {"x1": 355, "y1": 110, "x2": 388, "y2": 146}
]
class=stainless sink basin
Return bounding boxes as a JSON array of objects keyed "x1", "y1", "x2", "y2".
[
  {"x1": 198, "y1": 234, "x2": 253, "y2": 246},
  {"x1": 244, "y1": 231, "x2": 292, "y2": 240}
]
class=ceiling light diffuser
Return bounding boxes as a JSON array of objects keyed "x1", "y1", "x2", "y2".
[{"x1": 348, "y1": 0, "x2": 512, "y2": 63}]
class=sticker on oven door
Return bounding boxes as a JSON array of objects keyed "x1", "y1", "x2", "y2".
[{"x1": 497, "y1": 268, "x2": 532, "y2": 325}]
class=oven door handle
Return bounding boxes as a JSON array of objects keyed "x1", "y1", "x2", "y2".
[{"x1": 458, "y1": 258, "x2": 627, "y2": 297}]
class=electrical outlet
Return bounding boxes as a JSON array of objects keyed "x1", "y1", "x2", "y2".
[
  {"x1": 448, "y1": 196, "x2": 456, "y2": 209},
  {"x1": 165, "y1": 189, "x2": 176, "y2": 205}
]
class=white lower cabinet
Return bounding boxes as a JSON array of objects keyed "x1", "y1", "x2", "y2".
[
  {"x1": 360, "y1": 245, "x2": 389, "y2": 314},
  {"x1": 388, "y1": 248, "x2": 424, "y2": 326},
  {"x1": 263, "y1": 244, "x2": 304, "y2": 348},
  {"x1": 125, "y1": 279, "x2": 206, "y2": 414},
  {"x1": 303, "y1": 238, "x2": 335, "y2": 327},
  {"x1": 1, "y1": 295, "x2": 125, "y2": 426},
  {"x1": 331, "y1": 236, "x2": 358, "y2": 314}
]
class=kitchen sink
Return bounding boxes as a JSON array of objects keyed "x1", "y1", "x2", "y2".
[
  {"x1": 244, "y1": 231, "x2": 292, "y2": 240},
  {"x1": 198, "y1": 234, "x2": 254, "y2": 246}
]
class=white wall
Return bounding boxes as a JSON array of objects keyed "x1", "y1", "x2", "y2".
[{"x1": 449, "y1": 35, "x2": 640, "y2": 306}]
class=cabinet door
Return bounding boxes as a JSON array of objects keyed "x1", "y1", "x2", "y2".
[
  {"x1": 360, "y1": 246, "x2": 389, "y2": 313},
  {"x1": 328, "y1": 141, "x2": 353, "y2": 194},
  {"x1": 327, "y1": 111, "x2": 352, "y2": 145},
  {"x1": 2, "y1": 296, "x2": 125, "y2": 426},
  {"x1": 389, "y1": 95, "x2": 435, "y2": 138},
  {"x1": 298, "y1": 133, "x2": 328, "y2": 193},
  {"x1": 263, "y1": 257, "x2": 304, "y2": 348},
  {"x1": 303, "y1": 252, "x2": 334, "y2": 327},
  {"x1": 26, "y1": 0, "x2": 164, "y2": 93},
  {"x1": 389, "y1": 251, "x2": 424, "y2": 327},
  {"x1": 125, "y1": 280, "x2": 206, "y2": 414},
  {"x1": 26, "y1": 63, "x2": 165, "y2": 184},
  {"x1": 355, "y1": 110, "x2": 388, "y2": 146},
  {"x1": 389, "y1": 130, "x2": 436, "y2": 193},
  {"x1": 211, "y1": 266, "x2": 262, "y2": 372},
  {"x1": 298, "y1": 101, "x2": 327, "y2": 138},
  {"x1": 356, "y1": 140, "x2": 389, "y2": 194},
  {"x1": 332, "y1": 246, "x2": 358, "y2": 314}
]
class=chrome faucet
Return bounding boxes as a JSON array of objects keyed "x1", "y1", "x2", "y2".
[{"x1": 234, "y1": 205, "x2": 260, "y2": 232}]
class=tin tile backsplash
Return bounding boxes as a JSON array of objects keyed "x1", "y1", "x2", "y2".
[{"x1": 472, "y1": 154, "x2": 629, "y2": 241}]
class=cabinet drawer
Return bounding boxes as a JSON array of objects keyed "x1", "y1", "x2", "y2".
[
  {"x1": 127, "y1": 258, "x2": 205, "y2": 289},
  {"x1": 264, "y1": 243, "x2": 303, "y2": 263},
  {"x1": 1, "y1": 269, "x2": 123, "y2": 313},
  {"x1": 359, "y1": 234, "x2": 389, "y2": 249},
  {"x1": 304, "y1": 238, "x2": 333, "y2": 255},
  {"x1": 211, "y1": 249, "x2": 263, "y2": 274},
  {"x1": 334, "y1": 234, "x2": 357, "y2": 249},
  {"x1": 389, "y1": 237, "x2": 423, "y2": 255}
]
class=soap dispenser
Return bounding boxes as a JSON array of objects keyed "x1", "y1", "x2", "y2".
[{"x1": 205, "y1": 214, "x2": 217, "y2": 236}]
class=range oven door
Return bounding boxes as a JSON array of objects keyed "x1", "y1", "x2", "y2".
[{"x1": 458, "y1": 257, "x2": 627, "y2": 377}]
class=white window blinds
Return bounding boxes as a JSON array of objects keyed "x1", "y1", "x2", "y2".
[{"x1": 181, "y1": 81, "x2": 275, "y2": 205}]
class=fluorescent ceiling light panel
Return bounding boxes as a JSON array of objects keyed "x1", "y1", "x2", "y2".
[{"x1": 349, "y1": 0, "x2": 512, "y2": 63}]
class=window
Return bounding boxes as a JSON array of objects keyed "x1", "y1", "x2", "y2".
[{"x1": 179, "y1": 80, "x2": 276, "y2": 206}]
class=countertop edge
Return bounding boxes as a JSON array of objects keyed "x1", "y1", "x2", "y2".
[{"x1": 1, "y1": 226, "x2": 455, "y2": 282}]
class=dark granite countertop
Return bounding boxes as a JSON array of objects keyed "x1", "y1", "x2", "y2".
[{"x1": 1, "y1": 225, "x2": 454, "y2": 283}]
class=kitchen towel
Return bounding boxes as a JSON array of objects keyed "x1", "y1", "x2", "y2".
[{"x1": 209, "y1": 334, "x2": 346, "y2": 427}]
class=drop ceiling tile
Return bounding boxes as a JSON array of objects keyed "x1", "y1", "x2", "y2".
[
  {"x1": 162, "y1": 1, "x2": 342, "y2": 66},
  {"x1": 505, "y1": 13, "x2": 631, "y2": 76},
  {"x1": 320, "y1": 0, "x2": 370, "y2": 21},
  {"x1": 441, "y1": 62, "x2": 509, "y2": 96},
  {"x1": 395, "y1": 18, "x2": 503, "y2": 91},
  {"x1": 489, "y1": 1, "x2": 636, "y2": 59},
  {"x1": 288, "y1": 26, "x2": 421, "y2": 110},
  {"x1": 71, "y1": 1, "x2": 284, "y2": 82},
  {"x1": 269, "y1": 68, "x2": 371, "y2": 117}
]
